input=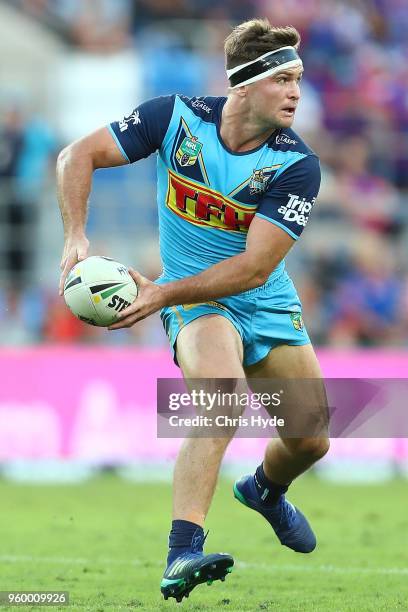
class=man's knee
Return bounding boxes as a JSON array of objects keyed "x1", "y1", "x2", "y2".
[{"x1": 287, "y1": 437, "x2": 330, "y2": 463}]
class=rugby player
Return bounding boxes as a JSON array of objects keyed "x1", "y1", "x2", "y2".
[{"x1": 57, "y1": 18, "x2": 330, "y2": 603}]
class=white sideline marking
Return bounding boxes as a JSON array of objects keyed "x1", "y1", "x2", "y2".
[
  {"x1": 0, "y1": 555, "x2": 142, "y2": 566},
  {"x1": 236, "y1": 561, "x2": 408, "y2": 576},
  {"x1": 0, "y1": 555, "x2": 407, "y2": 576}
]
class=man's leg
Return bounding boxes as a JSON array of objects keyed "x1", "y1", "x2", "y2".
[
  {"x1": 173, "y1": 314, "x2": 245, "y2": 525},
  {"x1": 161, "y1": 314, "x2": 244, "y2": 601},
  {"x1": 233, "y1": 343, "x2": 329, "y2": 553},
  {"x1": 245, "y1": 343, "x2": 329, "y2": 484}
]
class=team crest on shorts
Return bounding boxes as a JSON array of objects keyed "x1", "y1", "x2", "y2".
[
  {"x1": 176, "y1": 136, "x2": 203, "y2": 166},
  {"x1": 249, "y1": 168, "x2": 269, "y2": 195},
  {"x1": 290, "y1": 312, "x2": 304, "y2": 331}
]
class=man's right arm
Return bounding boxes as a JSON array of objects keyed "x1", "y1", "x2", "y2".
[
  {"x1": 57, "y1": 127, "x2": 129, "y2": 294},
  {"x1": 57, "y1": 95, "x2": 176, "y2": 294}
]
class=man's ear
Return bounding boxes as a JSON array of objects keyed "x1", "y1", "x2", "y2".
[{"x1": 234, "y1": 86, "x2": 248, "y2": 98}]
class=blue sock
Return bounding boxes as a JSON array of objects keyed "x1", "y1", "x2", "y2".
[
  {"x1": 167, "y1": 520, "x2": 204, "y2": 567},
  {"x1": 254, "y1": 463, "x2": 289, "y2": 506}
]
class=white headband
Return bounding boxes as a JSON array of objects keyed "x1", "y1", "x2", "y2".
[{"x1": 226, "y1": 46, "x2": 303, "y2": 88}]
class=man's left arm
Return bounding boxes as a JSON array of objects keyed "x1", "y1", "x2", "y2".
[{"x1": 109, "y1": 154, "x2": 320, "y2": 329}]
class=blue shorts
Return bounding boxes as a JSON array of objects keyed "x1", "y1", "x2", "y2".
[{"x1": 159, "y1": 271, "x2": 310, "y2": 367}]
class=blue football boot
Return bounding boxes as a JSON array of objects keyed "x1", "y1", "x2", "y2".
[
  {"x1": 160, "y1": 529, "x2": 234, "y2": 602},
  {"x1": 233, "y1": 474, "x2": 316, "y2": 553}
]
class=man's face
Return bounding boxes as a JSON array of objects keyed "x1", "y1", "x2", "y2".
[{"x1": 244, "y1": 66, "x2": 303, "y2": 129}]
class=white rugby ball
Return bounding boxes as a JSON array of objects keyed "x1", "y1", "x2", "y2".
[{"x1": 63, "y1": 256, "x2": 138, "y2": 327}]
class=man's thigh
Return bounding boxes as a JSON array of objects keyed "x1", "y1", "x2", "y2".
[
  {"x1": 244, "y1": 343, "x2": 322, "y2": 379},
  {"x1": 176, "y1": 315, "x2": 247, "y2": 436},
  {"x1": 176, "y1": 314, "x2": 245, "y2": 379},
  {"x1": 244, "y1": 344, "x2": 329, "y2": 441}
]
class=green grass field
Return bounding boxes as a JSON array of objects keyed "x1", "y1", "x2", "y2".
[{"x1": 0, "y1": 473, "x2": 407, "y2": 611}]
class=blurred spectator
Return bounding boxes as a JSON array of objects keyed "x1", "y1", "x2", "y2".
[
  {"x1": 326, "y1": 234, "x2": 405, "y2": 346},
  {"x1": 0, "y1": 106, "x2": 26, "y2": 284},
  {"x1": 0, "y1": 103, "x2": 56, "y2": 287},
  {"x1": 16, "y1": 0, "x2": 132, "y2": 52},
  {"x1": 56, "y1": 0, "x2": 132, "y2": 53},
  {"x1": 0, "y1": 286, "x2": 45, "y2": 344},
  {"x1": 43, "y1": 296, "x2": 88, "y2": 343},
  {"x1": 334, "y1": 136, "x2": 400, "y2": 234}
]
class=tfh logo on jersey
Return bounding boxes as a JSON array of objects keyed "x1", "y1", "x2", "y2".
[
  {"x1": 277, "y1": 193, "x2": 315, "y2": 227},
  {"x1": 176, "y1": 136, "x2": 203, "y2": 166},
  {"x1": 166, "y1": 170, "x2": 255, "y2": 232},
  {"x1": 119, "y1": 110, "x2": 141, "y2": 132}
]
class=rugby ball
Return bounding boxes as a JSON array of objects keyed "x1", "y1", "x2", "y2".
[{"x1": 63, "y1": 256, "x2": 138, "y2": 327}]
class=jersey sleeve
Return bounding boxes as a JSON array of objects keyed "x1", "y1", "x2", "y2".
[
  {"x1": 108, "y1": 95, "x2": 175, "y2": 163},
  {"x1": 256, "y1": 154, "x2": 321, "y2": 240}
]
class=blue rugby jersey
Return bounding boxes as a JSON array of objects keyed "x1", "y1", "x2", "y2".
[{"x1": 108, "y1": 95, "x2": 320, "y2": 282}]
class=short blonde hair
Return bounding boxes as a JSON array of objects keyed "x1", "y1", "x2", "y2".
[{"x1": 224, "y1": 18, "x2": 301, "y2": 69}]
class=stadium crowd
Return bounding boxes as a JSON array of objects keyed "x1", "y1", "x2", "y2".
[{"x1": 0, "y1": 0, "x2": 407, "y2": 347}]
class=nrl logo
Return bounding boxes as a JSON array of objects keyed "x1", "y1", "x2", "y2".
[
  {"x1": 176, "y1": 135, "x2": 203, "y2": 167},
  {"x1": 249, "y1": 168, "x2": 270, "y2": 195}
]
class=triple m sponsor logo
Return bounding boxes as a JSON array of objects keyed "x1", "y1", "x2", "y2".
[
  {"x1": 278, "y1": 193, "x2": 315, "y2": 227},
  {"x1": 166, "y1": 170, "x2": 254, "y2": 232}
]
